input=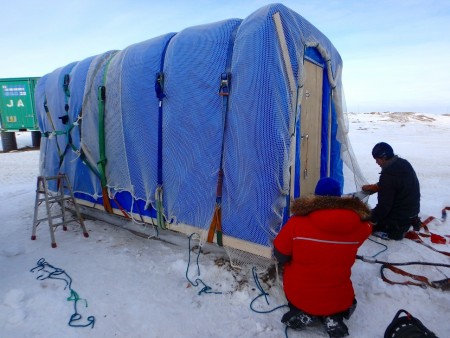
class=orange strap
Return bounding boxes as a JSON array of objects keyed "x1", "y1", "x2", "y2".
[
  {"x1": 101, "y1": 187, "x2": 113, "y2": 213},
  {"x1": 421, "y1": 206, "x2": 450, "y2": 226},
  {"x1": 111, "y1": 196, "x2": 131, "y2": 219},
  {"x1": 405, "y1": 231, "x2": 450, "y2": 257},
  {"x1": 381, "y1": 263, "x2": 450, "y2": 290}
]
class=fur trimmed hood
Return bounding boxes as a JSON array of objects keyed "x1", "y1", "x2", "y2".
[{"x1": 291, "y1": 195, "x2": 371, "y2": 221}]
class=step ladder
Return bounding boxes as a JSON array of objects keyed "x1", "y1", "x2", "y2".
[{"x1": 32, "y1": 174, "x2": 89, "y2": 248}]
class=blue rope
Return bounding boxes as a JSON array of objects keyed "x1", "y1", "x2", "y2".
[
  {"x1": 249, "y1": 267, "x2": 288, "y2": 314},
  {"x1": 185, "y1": 233, "x2": 222, "y2": 295},
  {"x1": 249, "y1": 266, "x2": 289, "y2": 337},
  {"x1": 30, "y1": 258, "x2": 95, "y2": 328},
  {"x1": 368, "y1": 237, "x2": 388, "y2": 257}
]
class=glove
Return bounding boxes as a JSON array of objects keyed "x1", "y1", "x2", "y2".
[{"x1": 362, "y1": 184, "x2": 379, "y2": 194}]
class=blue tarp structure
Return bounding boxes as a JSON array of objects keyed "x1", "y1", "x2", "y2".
[{"x1": 35, "y1": 3, "x2": 358, "y2": 259}]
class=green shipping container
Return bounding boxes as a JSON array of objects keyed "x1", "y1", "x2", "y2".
[{"x1": 0, "y1": 77, "x2": 40, "y2": 131}]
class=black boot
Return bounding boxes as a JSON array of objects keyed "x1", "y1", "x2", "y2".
[
  {"x1": 323, "y1": 315, "x2": 349, "y2": 338},
  {"x1": 411, "y1": 216, "x2": 422, "y2": 232},
  {"x1": 281, "y1": 308, "x2": 319, "y2": 330}
]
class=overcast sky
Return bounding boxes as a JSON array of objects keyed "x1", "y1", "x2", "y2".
[{"x1": 2, "y1": 0, "x2": 449, "y2": 114}]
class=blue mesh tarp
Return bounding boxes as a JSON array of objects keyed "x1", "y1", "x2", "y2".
[
  {"x1": 35, "y1": 3, "x2": 345, "y2": 254},
  {"x1": 64, "y1": 55, "x2": 99, "y2": 199}
]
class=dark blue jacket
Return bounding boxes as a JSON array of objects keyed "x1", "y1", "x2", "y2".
[{"x1": 371, "y1": 156, "x2": 420, "y2": 225}]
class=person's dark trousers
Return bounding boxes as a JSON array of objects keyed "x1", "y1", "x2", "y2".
[{"x1": 372, "y1": 220, "x2": 415, "y2": 240}]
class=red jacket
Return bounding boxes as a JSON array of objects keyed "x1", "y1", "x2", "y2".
[{"x1": 274, "y1": 196, "x2": 371, "y2": 316}]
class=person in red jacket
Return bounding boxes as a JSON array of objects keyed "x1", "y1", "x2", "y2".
[{"x1": 274, "y1": 177, "x2": 371, "y2": 338}]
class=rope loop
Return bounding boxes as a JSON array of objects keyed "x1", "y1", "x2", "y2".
[
  {"x1": 249, "y1": 266, "x2": 287, "y2": 314},
  {"x1": 367, "y1": 237, "x2": 388, "y2": 257},
  {"x1": 185, "y1": 233, "x2": 221, "y2": 295},
  {"x1": 30, "y1": 258, "x2": 95, "y2": 328}
]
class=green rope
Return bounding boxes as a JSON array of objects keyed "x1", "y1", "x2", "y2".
[
  {"x1": 185, "y1": 233, "x2": 221, "y2": 295},
  {"x1": 155, "y1": 186, "x2": 166, "y2": 229},
  {"x1": 249, "y1": 266, "x2": 287, "y2": 314},
  {"x1": 96, "y1": 55, "x2": 117, "y2": 213},
  {"x1": 249, "y1": 266, "x2": 289, "y2": 337},
  {"x1": 42, "y1": 120, "x2": 102, "y2": 180},
  {"x1": 97, "y1": 55, "x2": 115, "y2": 189},
  {"x1": 97, "y1": 85, "x2": 108, "y2": 188},
  {"x1": 30, "y1": 258, "x2": 95, "y2": 328}
]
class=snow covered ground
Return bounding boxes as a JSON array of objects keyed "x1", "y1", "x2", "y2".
[{"x1": 1, "y1": 112, "x2": 449, "y2": 337}]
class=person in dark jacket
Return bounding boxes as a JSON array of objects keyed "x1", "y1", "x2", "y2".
[
  {"x1": 274, "y1": 177, "x2": 371, "y2": 338},
  {"x1": 362, "y1": 142, "x2": 421, "y2": 240}
]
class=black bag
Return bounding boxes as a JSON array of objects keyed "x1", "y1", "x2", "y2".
[{"x1": 384, "y1": 309, "x2": 438, "y2": 338}]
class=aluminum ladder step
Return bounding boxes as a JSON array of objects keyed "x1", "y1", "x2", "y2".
[{"x1": 31, "y1": 174, "x2": 90, "y2": 248}]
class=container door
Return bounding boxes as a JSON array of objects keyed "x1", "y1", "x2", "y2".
[
  {"x1": 299, "y1": 60, "x2": 323, "y2": 196},
  {"x1": 0, "y1": 79, "x2": 36, "y2": 130}
]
